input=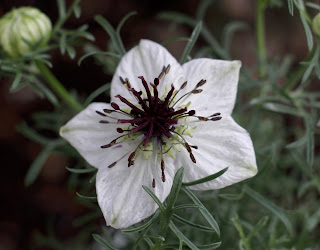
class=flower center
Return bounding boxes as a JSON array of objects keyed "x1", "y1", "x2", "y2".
[{"x1": 96, "y1": 65, "x2": 222, "y2": 186}]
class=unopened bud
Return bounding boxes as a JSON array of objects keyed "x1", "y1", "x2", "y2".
[
  {"x1": 312, "y1": 13, "x2": 320, "y2": 36},
  {"x1": 0, "y1": 7, "x2": 52, "y2": 57}
]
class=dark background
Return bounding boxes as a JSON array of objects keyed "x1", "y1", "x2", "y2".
[{"x1": 0, "y1": 0, "x2": 310, "y2": 249}]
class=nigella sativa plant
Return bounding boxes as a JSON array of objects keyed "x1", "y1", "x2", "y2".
[{"x1": 60, "y1": 40, "x2": 257, "y2": 229}]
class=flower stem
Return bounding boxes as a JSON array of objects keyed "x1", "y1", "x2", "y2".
[
  {"x1": 153, "y1": 209, "x2": 173, "y2": 249},
  {"x1": 256, "y1": 0, "x2": 267, "y2": 79},
  {"x1": 35, "y1": 61, "x2": 83, "y2": 112}
]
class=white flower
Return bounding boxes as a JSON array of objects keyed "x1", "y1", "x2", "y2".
[{"x1": 60, "y1": 40, "x2": 257, "y2": 229}]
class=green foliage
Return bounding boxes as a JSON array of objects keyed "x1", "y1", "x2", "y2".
[{"x1": 2, "y1": 0, "x2": 320, "y2": 249}]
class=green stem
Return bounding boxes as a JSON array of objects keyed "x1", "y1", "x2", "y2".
[
  {"x1": 256, "y1": 0, "x2": 267, "y2": 79},
  {"x1": 153, "y1": 209, "x2": 173, "y2": 249},
  {"x1": 35, "y1": 61, "x2": 82, "y2": 112}
]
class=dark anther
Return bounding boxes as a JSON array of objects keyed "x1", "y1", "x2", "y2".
[
  {"x1": 196, "y1": 79, "x2": 206, "y2": 88},
  {"x1": 161, "y1": 170, "x2": 166, "y2": 182},
  {"x1": 154, "y1": 78, "x2": 159, "y2": 86},
  {"x1": 103, "y1": 109, "x2": 113, "y2": 114},
  {"x1": 180, "y1": 81, "x2": 187, "y2": 89},
  {"x1": 152, "y1": 178, "x2": 156, "y2": 188},
  {"x1": 190, "y1": 153, "x2": 196, "y2": 163},
  {"x1": 108, "y1": 162, "x2": 117, "y2": 168},
  {"x1": 188, "y1": 110, "x2": 196, "y2": 116},
  {"x1": 191, "y1": 89, "x2": 203, "y2": 94},
  {"x1": 161, "y1": 160, "x2": 165, "y2": 171},
  {"x1": 211, "y1": 117, "x2": 222, "y2": 121},
  {"x1": 128, "y1": 152, "x2": 136, "y2": 167},
  {"x1": 111, "y1": 102, "x2": 120, "y2": 110},
  {"x1": 96, "y1": 111, "x2": 107, "y2": 117},
  {"x1": 99, "y1": 120, "x2": 109, "y2": 124},
  {"x1": 117, "y1": 128, "x2": 124, "y2": 133}
]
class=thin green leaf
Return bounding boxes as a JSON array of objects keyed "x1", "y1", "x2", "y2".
[
  {"x1": 161, "y1": 36, "x2": 190, "y2": 46},
  {"x1": 17, "y1": 123, "x2": 52, "y2": 145},
  {"x1": 166, "y1": 167, "x2": 184, "y2": 209},
  {"x1": 95, "y1": 15, "x2": 126, "y2": 56},
  {"x1": 57, "y1": 0, "x2": 66, "y2": 18},
  {"x1": 92, "y1": 234, "x2": 118, "y2": 250},
  {"x1": 84, "y1": 83, "x2": 111, "y2": 106},
  {"x1": 288, "y1": 0, "x2": 294, "y2": 15},
  {"x1": 10, "y1": 72, "x2": 23, "y2": 92},
  {"x1": 24, "y1": 145, "x2": 54, "y2": 186},
  {"x1": 180, "y1": 21, "x2": 202, "y2": 64},
  {"x1": 298, "y1": 1, "x2": 313, "y2": 50},
  {"x1": 243, "y1": 186, "x2": 293, "y2": 236},
  {"x1": 59, "y1": 32, "x2": 67, "y2": 54},
  {"x1": 66, "y1": 166, "x2": 97, "y2": 174},
  {"x1": 262, "y1": 102, "x2": 304, "y2": 117},
  {"x1": 174, "y1": 204, "x2": 201, "y2": 210},
  {"x1": 247, "y1": 216, "x2": 269, "y2": 241},
  {"x1": 198, "y1": 242, "x2": 221, "y2": 250},
  {"x1": 76, "y1": 192, "x2": 98, "y2": 201},
  {"x1": 305, "y1": 117, "x2": 315, "y2": 167},
  {"x1": 173, "y1": 214, "x2": 215, "y2": 232},
  {"x1": 196, "y1": 0, "x2": 214, "y2": 20},
  {"x1": 123, "y1": 210, "x2": 160, "y2": 233},
  {"x1": 142, "y1": 186, "x2": 165, "y2": 211},
  {"x1": 285, "y1": 134, "x2": 307, "y2": 149},
  {"x1": 66, "y1": 46, "x2": 76, "y2": 59},
  {"x1": 218, "y1": 192, "x2": 244, "y2": 200},
  {"x1": 73, "y1": 5, "x2": 81, "y2": 18},
  {"x1": 183, "y1": 187, "x2": 220, "y2": 236},
  {"x1": 78, "y1": 51, "x2": 120, "y2": 66},
  {"x1": 73, "y1": 211, "x2": 101, "y2": 227},
  {"x1": 169, "y1": 221, "x2": 199, "y2": 250},
  {"x1": 183, "y1": 167, "x2": 228, "y2": 187},
  {"x1": 222, "y1": 21, "x2": 248, "y2": 52},
  {"x1": 116, "y1": 11, "x2": 137, "y2": 34}
]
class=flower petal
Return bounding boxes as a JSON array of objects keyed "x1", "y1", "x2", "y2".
[
  {"x1": 175, "y1": 115, "x2": 257, "y2": 190},
  {"x1": 180, "y1": 59, "x2": 241, "y2": 116},
  {"x1": 110, "y1": 39, "x2": 185, "y2": 105},
  {"x1": 96, "y1": 141, "x2": 175, "y2": 228},
  {"x1": 60, "y1": 102, "x2": 142, "y2": 169}
]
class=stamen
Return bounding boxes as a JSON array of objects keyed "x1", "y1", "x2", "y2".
[
  {"x1": 190, "y1": 152, "x2": 196, "y2": 163},
  {"x1": 111, "y1": 102, "x2": 120, "y2": 110},
  {"x1": 99, "y1": 120, "x2": 109, "y2": 124},
  {"x1": 138, "y1": 76, "x2": 153, "y2": 107},
  {"x1": 108, "y1": 162, "x2": 117, "y2": 168},
  {"x1": 128, "y1": 151, "x2": 136, "y2": 167},
  {"x1": 191, "y1": 89, "x2": 203, "y2": 94},
  {"x1": 210, "y1": 116, "x2": 222, "y2": 121},
  {"x1": 96, "y1": 111, "x2": 107, "y2": 117},
  {"x1": 116, "y1": 95, "x2": 147, "y2": 115},
  {"x1": 196, "y1": 79, "x2": 206, "y2": 88},
  {"x1": 152, "y1": 178, "x2": 156, "y2": 188}
]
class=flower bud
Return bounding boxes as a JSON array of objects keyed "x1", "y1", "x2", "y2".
[
  {"x1": 312, "y1": 13, "x2": 320, "y2": 36},
  {"x1": 0, "y1": 7, "x2": 52, "y2": 57}
]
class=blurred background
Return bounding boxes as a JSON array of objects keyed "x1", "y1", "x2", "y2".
[{"x1": 0, "y1": 0, "x2": 317, "y2": 249}]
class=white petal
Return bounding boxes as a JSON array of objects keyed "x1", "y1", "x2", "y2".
[
  {"x1": 60, "y1": 102, "x2": 142, "y2": 169},
  {"x1": 180, "y1": 59, "x2": 241, "y2": 116},
  {"x1": 110, "y1": 40, "x2": 185, "y2": 105},
  {"x1": 96, "y1": 140, "x2": 176, "y2": 229},
  {"x1": 175, "y1": 115, "x2": 257, "y2": 190}
]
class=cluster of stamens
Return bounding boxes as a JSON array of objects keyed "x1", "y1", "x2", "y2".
[{"x1": 96, "y1": 65, "x2": 222, "y2": 187}]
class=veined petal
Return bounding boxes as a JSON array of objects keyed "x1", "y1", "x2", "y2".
[
  {"x1": 59, "y1": 102, "x2": 142, "y2": 169},
  {"x1": 176, "y1": 115, "x2": 257, "y2": 190},
  {"x1": 180, "y1": 59, "x2": 241, "y2": 116},
  {"x1": 110, "y1": 39, "x2": 185, "y2": 105},
  {"x1": 96, "y1": 140, "x2": 175, "y2": 229}
]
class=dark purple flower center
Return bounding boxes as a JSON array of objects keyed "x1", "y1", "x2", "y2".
[{"x1": 96, "y1": 65, "x2": 222, "y2": 186}]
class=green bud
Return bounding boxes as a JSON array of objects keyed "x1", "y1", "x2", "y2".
[
  {"x1": 0, "y1": 7, "x2": 52, "y2": 57},
  {"x1": 312, "y1": 13, "x2": 320, "y2": 37}
]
